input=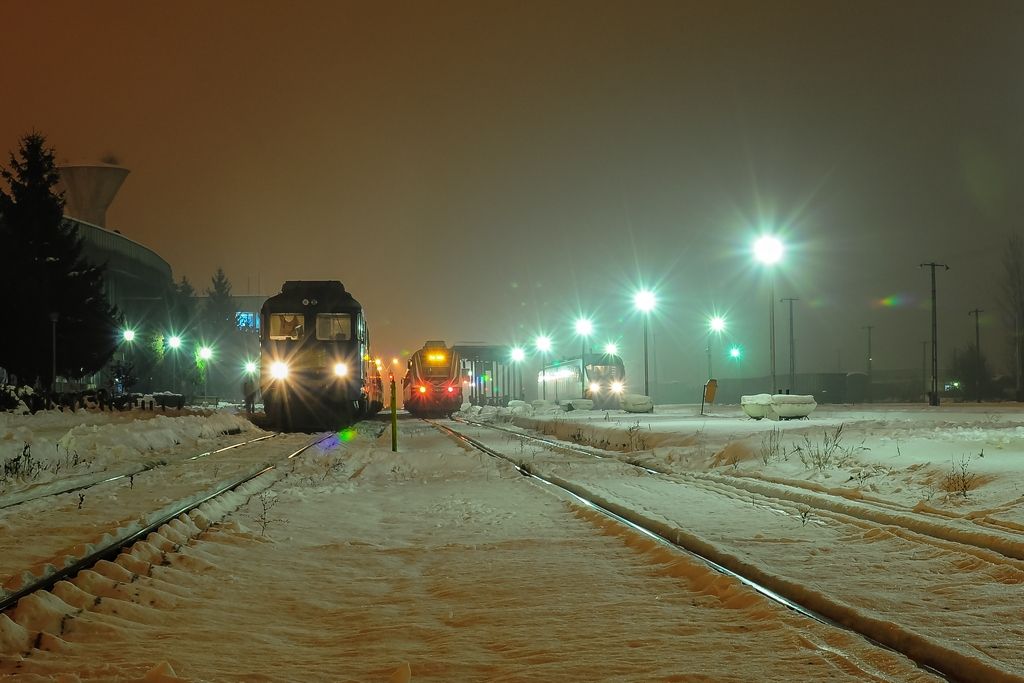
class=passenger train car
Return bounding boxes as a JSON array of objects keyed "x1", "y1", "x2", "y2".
[
  {"x1": 402, "y1": 341, "x2": 463, "y2": 416},
  {"x1": 538, "y1": 353, "x2": 626, "y2": 409},
  {"x1": 260, "y1": 281, "x2": 383, "y2": 431}
]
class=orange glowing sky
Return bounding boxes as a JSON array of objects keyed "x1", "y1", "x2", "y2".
[{"x1": 3, "y1": 1, "x2": 1024, "y2": 378}]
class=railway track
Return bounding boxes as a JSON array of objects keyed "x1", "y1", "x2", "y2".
[
  {"x1": 0, "y1": 433, "x2": 331, "y2": 615},
  {"x1": 434, "y1": 417, "x2": 1024, "y2": 683},
  {"x1": 457, "y1": 417, "x2": 1024, "y2": 563},
  {"x1": 0, "y1": 433, "x2": 278, "y2": 511}
]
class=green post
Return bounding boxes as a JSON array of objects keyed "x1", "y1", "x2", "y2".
[{"x1": 390, "y1": 376, "x2": 398, "y2": 452}]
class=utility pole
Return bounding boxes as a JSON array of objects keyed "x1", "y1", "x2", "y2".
[
  {"x1": 781, "y1": 298, "x2": 799, "y2": 392},
  {"x1": 921, "y1": 340, "x2": 928, "y2": 399},
  {"x1": 969, "y1": 308, "x2": 984, "y2": 403},
  {"x1": 862, "y1": 325, "x2": 874, "y2": 402},
  {"x1": 920, "y1": 262, "x2": 949, "y2": 406}
]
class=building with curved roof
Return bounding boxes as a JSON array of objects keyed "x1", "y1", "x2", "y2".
[{"x1": 57, "y1": 163, "x2": 173, "y2": 323}]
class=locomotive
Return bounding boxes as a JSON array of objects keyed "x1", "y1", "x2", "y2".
[
  {"x1": 402, "y1": 341, "x2": 463, "y2": 416},
  {"x1": 260, "y1": 281, "x2": 383, "y2": 431},
  {"x1": 539, "y1": 352, "x2": 626, "y2": 409}
]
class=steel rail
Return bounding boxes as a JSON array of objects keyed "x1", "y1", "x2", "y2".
[
  {"x1": 456, "y1": 416, "x2": 1024, "y2": 563},
  {"x1": 0, "y1": 433, "x2": 278, "y2": 511},
  {"x1": 0, "y1": 433, "x2": 329, "y2": 614},
  {"x1": 430, "y1": 419, "x2": 952, "y2": 683}
]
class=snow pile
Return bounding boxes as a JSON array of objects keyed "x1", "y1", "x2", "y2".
[
  {"x1": 0, "y1": 411, "x2": 259, "y2": 496},
  {"x1": 0, "y1": 385, "x2": 33, "y2": 415}
]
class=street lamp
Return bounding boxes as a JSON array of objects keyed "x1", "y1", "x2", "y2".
[
  {"x1": 120, "y1": 327, "x2": 136, "y2": 364},
  {"x1": 754, "y1": 235, "x2": 784, "y2": 394},
  {"x1": 198, "y1": 345, "x2": 213, "y2": 404},
  {"x1": 535, "y1": 335, "x2": 552, "y2": 400},
  {"x1": 574, "y1": 318, "x2": 593, "y2": 398},
  {"x1": 729, "y1": 346, "x2": 742, "y2": 360},
  {"x1": 634, "y1": 290, "x2": 656, "y2": 397},
  {"x1": 510, "y1": 347, "x2": 525, "y2": 400},
  {"x1": 604, "y1": 342, "x2": 618, "y2": 356},
  {"x1": 167, "y1": 334, "x2": 182, "y2": 394},
  {"x1": 707, "y1": 315, "x2": 725, "y2": 379}
]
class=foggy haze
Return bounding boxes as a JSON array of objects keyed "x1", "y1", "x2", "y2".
[{"x1": 3, "y1": 0, "x2": 1022, "y2": 387}]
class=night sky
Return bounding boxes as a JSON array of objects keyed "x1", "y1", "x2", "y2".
[{"x1": 4, "y1": 1, "x2": 1024, "y2": 387}]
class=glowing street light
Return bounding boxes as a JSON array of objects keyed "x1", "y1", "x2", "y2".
[
  {"x1": 166, "y1": 334, "x2": 183, "y2": 393},
  {"x1": 122, "y1": 329, "x2": 136, "y2": 343},
  {"x1": 604, "y1": 342, "x2": 618, "y2": 356},
  {"x1": 634, "y1": 289, "x2": 656, "y2": 397},
  {"x1": 574, "y1": 318, "x2": 593, "y2": 398},
  {"x1": 197, "y1": 345, "x2": 214, "y2": 403},
  {"x1": 535, "y1": 335, "x2": 552, "y2": 400},
  {"x1": 244, "y1": 360, "x2": 257, "y2": 374},
  {"x1": 707, "y1": 315, "x2": 726, "y2": 379},
  {"x1": 754, "y1": 235, "x2": 784, "y2": 394},
  {"x1": 510, "y1": 347, "x2": 526, "y2": 400},
  {"x1": 730, "y1": 346, "x2": 742, "y2": 360}
]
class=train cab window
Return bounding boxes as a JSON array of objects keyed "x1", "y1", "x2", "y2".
[
  {"x1": 316, "y1": 314, "x2": 352, "y2": 340},
  {"x1": 269, "y1": 314, "x2": 305, "y2": 340}
]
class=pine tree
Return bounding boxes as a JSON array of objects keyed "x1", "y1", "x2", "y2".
[
  {"x1": 203, "y1": 268, "x2": 237, "y2": 341},
  {"x1": 0, "y1": 133, "x2": 120, "y2": 388}
]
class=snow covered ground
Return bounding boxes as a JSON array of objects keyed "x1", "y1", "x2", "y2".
[{"x1": 0, "y1": 403, "x2": 1021, "y2": 681}]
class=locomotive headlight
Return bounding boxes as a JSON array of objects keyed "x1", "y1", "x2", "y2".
[
  {"x1": 610, "y1": 381, "x2": 624, "y2": 394},
  {"x1": 270, "y1": 361, "x2": 289, "y2": 380},
  {"x1": 333, "y1": 362, "x2": 348, "y2": 377},
  {"x1": 589, "y1": 382, "x2": 600, "y2": 394}
]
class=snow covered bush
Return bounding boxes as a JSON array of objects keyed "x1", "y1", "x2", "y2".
[{"x1": 0, "y1": 385, "x2": 32, "y2": 414}]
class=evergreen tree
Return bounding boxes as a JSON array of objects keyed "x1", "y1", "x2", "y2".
[
  {"x1": 0, "y1": 133, "x2": 119, "y2": 388},
  {"x1": 203, "y1": 267, "x2": 236, "y2": 341},
  {"x1": 202, "y1": 268, "x2": 240, "y2": 397},
  {"x1": 166, "y1": 275, "x2": 198, "y2": 338}
]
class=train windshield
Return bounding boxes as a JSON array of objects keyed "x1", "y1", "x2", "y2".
[
  {"x1": 269, "y1": 314, "x2": 305, "y2": 340},
  {"x1": 316, "y1": 314, "x2": 352, "y2": 341},
  {"x1": 587, "y1": 364, "x2": 623, "y2": 382}
]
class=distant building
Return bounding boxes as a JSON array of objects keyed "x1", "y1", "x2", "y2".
[{"x1": 57, "y1": 163, "x2": 173, "y2": 323}]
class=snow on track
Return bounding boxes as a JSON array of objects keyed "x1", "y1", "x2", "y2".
[
  {"x1": 452, "y1": 415, "x2": 1024, "y2": 681},
  {"x1": 0, "y1": 418, "x2": 939, "y2": 682}
]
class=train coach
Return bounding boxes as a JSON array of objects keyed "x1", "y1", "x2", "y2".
[
  {"x1": 403, "y1": 341, "x2": 463, "y2": 417},
  {"x1": 260, "y1": 281, "x2": 383, "y2": 431},
  {"x1": 539, "y1": 352, "x2": 626, "y2": 409}
]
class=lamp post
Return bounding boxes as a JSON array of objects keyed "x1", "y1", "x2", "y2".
[
  {"x1": 199, "y1": 345, "x2": 213, "y2": 404},
  {"x1": 919, "y1": 262, "x2": 949, "y2": 406},
  {"x1": 121, "y1": 328, "x2": 135, "y2": 362},
  {"x1": 707, "y1": 315, "x2": 725, "y2": 379},
  {"x1": 862, "y1": 325, "x2": 874, "y2": 402},
  {"x1": 780, "y1": 297, "x2": 799, "y2": 392},
  {"x1": 575, "y1": 318, "x2": 593, "y2": 398},
  {"x1": 634, "y1": 290, "x2": 656, "y2": 397},
  {"x1": 754, "y1": 236, "x2": 784, "y2": 394},
  {"x1": 510, "y1": 347, "x2": 525, "y2": 400},
  {"x1": 535, "y1": 335, "x2": 552, "y2": 400},
  {"x1": 968, "y1": 308, "x2": 983, "y2": 403},
  {"x1": 168, "y1": 335, "x2": 182, "y2": 393}
]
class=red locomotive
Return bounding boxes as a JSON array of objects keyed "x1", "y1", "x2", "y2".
[{"x1": 402, "y1": 341, "x2": 462, "y2": 416}]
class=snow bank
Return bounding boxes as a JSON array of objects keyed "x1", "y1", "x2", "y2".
[{"x1": 0, "y1": 411, "x2": 260, "y2": 496}]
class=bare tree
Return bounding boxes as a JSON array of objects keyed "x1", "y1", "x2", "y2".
[{"x1": 999, "y1": 232, "x2": 1024, "y2": 400}]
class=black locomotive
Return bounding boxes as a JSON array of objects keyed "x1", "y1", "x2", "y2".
[{"x1": 260, "y1": 281, "x2": 382, "y2": 430}]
